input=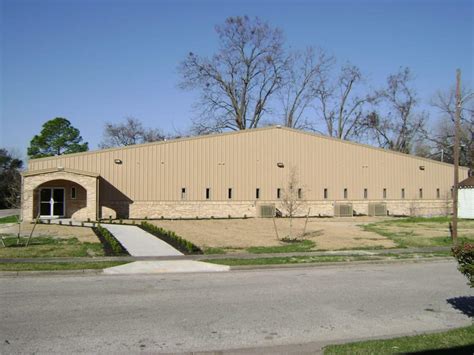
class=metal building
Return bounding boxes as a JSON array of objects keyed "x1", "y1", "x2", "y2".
[{"x1": 21, "y1": 126, "x2": 469, "y2": 221}]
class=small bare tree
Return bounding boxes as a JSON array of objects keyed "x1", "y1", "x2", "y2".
[
  {"x1": 280, "y1": 167, "x2": 305, "y2": 240},
  {"x1": 179, "y1": 16, "x2": 287, "y2": 133},
  {"x1": 99, "y1": 117, "x2": 165, "y2": 148}
]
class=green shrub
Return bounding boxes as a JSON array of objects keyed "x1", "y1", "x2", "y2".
[
  {"x1": 140, "y1": 221, "x2": 202, "y2": 254},
  {"x1": 452, "y1": 242, "x2": 474, "y2": 287},
  {"x1": 94, "y1": 225, "x2": 128, "y2": 256}
]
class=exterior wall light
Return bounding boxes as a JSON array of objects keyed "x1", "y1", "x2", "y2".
[
  {"x1": 419, "y1": 166, "x2": 425, "y2": 170},
  {"x1": 277, "y1": 162, "x2": 284, "y2": 168},
  {"x1": 114, "y1": 159, "x2": 123, "y2": 165}
]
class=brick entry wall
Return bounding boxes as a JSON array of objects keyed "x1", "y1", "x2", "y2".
[{"x1": 22, "y1": 171, "x2": 98, "y2": 222}]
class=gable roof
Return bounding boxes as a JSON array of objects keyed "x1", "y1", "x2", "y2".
[
  {"x1": 22, "y1": 167, "x2": 99, "y2": 178},
  {"x1": 27, "y1": 125, "x2": 468, "y2": 170},
  {"x1": 460, "y1": 176, "x2": 474, "y2": 188}
]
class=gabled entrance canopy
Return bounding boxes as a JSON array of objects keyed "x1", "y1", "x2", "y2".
[{"x1": 22, "y1": 167, "x2": 99, "y2": 222}]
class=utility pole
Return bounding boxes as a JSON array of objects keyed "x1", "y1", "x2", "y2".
[{"x1": 452, "y1": 69, "x2": 461, "y2": 245}]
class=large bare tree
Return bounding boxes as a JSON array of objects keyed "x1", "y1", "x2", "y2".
[
  {"x1": 313, "y1": 63, "x2": 372, "y2": 139},
  {"x1": 425, "y1": 86, "x2": 474, "y2": 168},
  {"x1": 99, "y1": 117, "x2": 165, "y2": 149},
  {"x1": 279, "y1": 47, "x2": 334, "y2": 129},
  {"x1": 360, "y1": 67, "x2": 426, "y2": 153},
  {"x1": 179, "y1": 16, "x2": 287, "y2": 133}
]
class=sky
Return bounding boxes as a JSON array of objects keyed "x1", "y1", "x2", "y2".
[{"x1": 1, "y1": 0, "x2": 473, "y2": 161}]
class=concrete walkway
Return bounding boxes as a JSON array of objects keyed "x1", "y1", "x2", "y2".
[
  {"x1": 44, "y1": 219, "x2": 183, "y2": 257},
  {"x1": 102, "y1": 224, "x2": 183, "y2": 257}
]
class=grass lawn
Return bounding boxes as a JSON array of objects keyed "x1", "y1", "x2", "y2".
[
  {"x1": 0, "y1": 215, "x2": 19, "y2": 224},
  {"x1": 205, "y1": 255, "x2": 380, "y2": 266},
  {"x1": 246, "y1": 239, "x2": 316, "y2": 254},
  {"x1": 0, "y1": 261, "x2": 128, "y2": 271},
  {"x1": 0, "y1": 236, "x2": 105, "y2": 258},
  {"x1": 203, "y1": 247, "x2": 229, "y2": 254},
  {"x1": 324, "y1": 324, "x2": 474, "y2": 354},
  {"x1": 204, "y1": 252, "x2": 450, "y2": 266},
  {"x1": 202, "y1": 240, "x2": 316, "y2": 255},
  {"x1": 362, "y1": 217, "x2": 474, "y2": 248}
]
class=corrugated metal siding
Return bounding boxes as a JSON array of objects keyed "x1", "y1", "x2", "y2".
[{"x1": 27, "y1": 127, "x2": 469, "y2": 202}]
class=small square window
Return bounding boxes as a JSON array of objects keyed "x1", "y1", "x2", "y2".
[
  {"x1": 343, "y1": 188, "x2": 348, "y2": 199},
  {"x1": 256, "y1": 188, "x2": 260, "y2": 199},
  {"x1": 324, "y1": 188, "x2": 328, "y2": 199},
  {"x1": 71, "y1": 187, "x2": 77, "y2": 199},
  {"x1": 181, "y1": 187, "x2": 186, "y2": 200},
  {"x1": 206, "y1": 188, "x2": 210, "y2": 200},
  {"x1": 277, "y1": 188, "x2": 281, "y2": 199},
  {"x1": 228, "y1": 188, "x2": 232, "y2": 199}
]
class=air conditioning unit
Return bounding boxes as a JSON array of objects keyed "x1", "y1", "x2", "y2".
[
  {"x1": 368, "y1": 203, "x2": 387, "y2": 216},
  {"x1": 334, "y1": 203, "x2": 353, "y2": 217},
  {"x1": 259, "y1": 204, "x2": 276, "y2": 218}
]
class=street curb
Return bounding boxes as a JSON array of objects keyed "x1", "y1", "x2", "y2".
[
  {"x1": 227, "y1": 256, "x2": 454, "y2": 271},
  {"x1": 0, "y1": 269, "x2": 103, "y2": 277}
]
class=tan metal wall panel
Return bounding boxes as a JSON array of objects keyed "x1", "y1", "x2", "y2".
[{"x1": 27, "y1": 127, "x2": 469, "y2": 203}]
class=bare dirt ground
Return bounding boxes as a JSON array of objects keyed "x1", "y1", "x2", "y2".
[
  {"x1": 0, "y1": 223, "x2": 99, "y2": 243},
  {"x1": 145, "y1": 217, "x2": 397, "y2": 251}
]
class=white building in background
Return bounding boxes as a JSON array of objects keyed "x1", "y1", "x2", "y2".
[{"x1": 459, "y1": 177, "x2": 474, "y2": 219}]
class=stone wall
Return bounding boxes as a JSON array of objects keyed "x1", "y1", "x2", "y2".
[{"x1": 98, "y1": 199, "x2": 452, "y2": 220}]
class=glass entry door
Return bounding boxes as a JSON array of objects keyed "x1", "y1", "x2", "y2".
[{"x1": 39, "y1": 188, "x2": 65, "y2": 217}]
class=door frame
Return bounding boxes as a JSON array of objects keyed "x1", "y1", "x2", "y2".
[{"x1": 39, "y1": 187, "x2": 66, "y2": 218}]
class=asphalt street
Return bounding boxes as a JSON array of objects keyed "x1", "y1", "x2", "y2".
[
  {"x1": 1, "y1": 260, "x2": 473, "y2": 354},
  {"x1": 0, "y1": 209, "x2": 19, "y2": 218}
]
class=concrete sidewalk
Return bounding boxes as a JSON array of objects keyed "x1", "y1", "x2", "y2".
[
  {"x1": 102, "y1": 224, "x2": 183, "y2": 257},
  {"x1": 103, "y1": 260, "x2": 229, "y2": 274}
]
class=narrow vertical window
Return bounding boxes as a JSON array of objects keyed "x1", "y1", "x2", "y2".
[
  {"x1": 401, "y1": 188, "x2": 405, "y2": 199},
  {"x1": 343, "y1": 188, "x2": 348, "y2": 199},
  {"x1": 181, "y1": 187, "x2": 186, "y2": 200},
  {"x1": 324, "y1": 188, "x2": 328, "y2": 199},
  {"x1": 256, "y1": 188, "x2": 260, "y2": 199},
  {"x1": 298, "y1": 188, "x2": 302, "y2": 199},
  {"x1": 436, "y1": 188, "x2": 440, "y2": 199},
  {"x1": 228, "y1": 188, "x2": 232, "y2": 199},
  {"x1": 71, "y1": 187, "x2": 76, "y2": 199},
  {"x1": 419, "y1": 188, "x2": 423, "y2": 199},
  {"x1": 206, "y1": 188, "x2": 210, "y2": 200},
  {"x1": 451, "y1": 187, "x2": 454, "y2": 198},
  {"x1": 277, "y1": 188, "x2": 281, "y2": 199},
  {"x1": 364, "y1": 188, "x2": 368, "y2": 199},
  {"x1": 383, "y1": 188, "x2": 387, "y2": 199}
]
